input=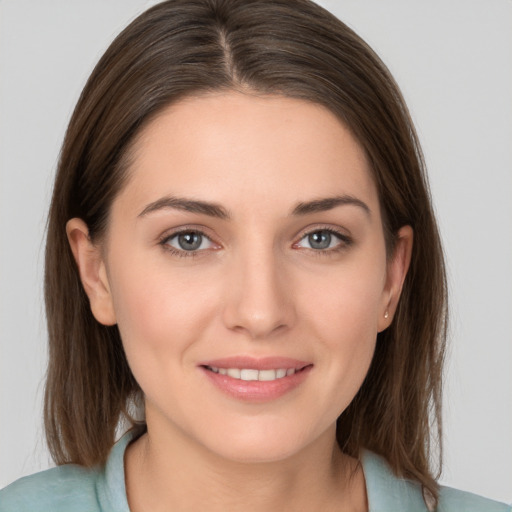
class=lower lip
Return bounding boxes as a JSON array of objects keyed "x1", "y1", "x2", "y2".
[{"x1": 200, "y1": 366, "x2": 313, "y2": 402}]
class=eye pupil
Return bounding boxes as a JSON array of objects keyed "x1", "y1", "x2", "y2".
[
  {"x1": 178, "y1": 232, "x2": 202, "y2": 250},
  {"x1": 308, "y1": 231, "x2": 331, "y2": 249}
]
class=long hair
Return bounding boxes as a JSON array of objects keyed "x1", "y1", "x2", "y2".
[{"x1": 44, "y1": 0, "x2": 447, "y2": 504}]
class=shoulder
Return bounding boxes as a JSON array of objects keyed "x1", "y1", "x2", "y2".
[
  {"x1": 361, "y1": 450, "x2": 511, "y2": 512},
  {"x1": 438, "y1": 486, "x2": 511, "y2": 512},
  {"x1": 0, "y1": 464, "x2": 102, "y2": 512},
  {"x1": 0, "y1": 431, "x2": 134, "y2": 512}
]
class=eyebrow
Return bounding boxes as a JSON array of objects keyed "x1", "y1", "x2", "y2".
[
  {"x1": 291, "y1": 195, "x2": 371, "y2": 217},
  {"x1": 138, "y1": 196, "x2": 230, "y2": 219},
  {"x1": 138, "y1": 194, "x2": 370, "y2": 219}
]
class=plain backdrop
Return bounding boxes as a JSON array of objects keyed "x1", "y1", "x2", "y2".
[{"x1": 1, "y1": 0, "x2": 511, "y2": 503}]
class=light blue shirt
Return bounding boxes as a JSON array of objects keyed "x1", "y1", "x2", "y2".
[{"x1": 1, "y1": 432, "x2": 509, "y2": 511}]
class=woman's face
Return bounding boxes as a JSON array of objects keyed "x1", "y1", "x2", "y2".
[{"x1": 71, "y1": 92, "x2": 410, "y2": 463}]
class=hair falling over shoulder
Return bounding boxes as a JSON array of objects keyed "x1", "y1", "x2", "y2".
[{"x1": 44, "y1": 0, "x2": 447, "y2": 505}]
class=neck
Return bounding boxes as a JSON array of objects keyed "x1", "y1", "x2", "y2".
[{"x1": 125, "y1": 418, "x2": 367, "y2": 512}]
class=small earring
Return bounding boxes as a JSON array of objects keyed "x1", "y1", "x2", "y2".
[{"x1": 384, "y1": 310, "x2": 389, "y2": 319}]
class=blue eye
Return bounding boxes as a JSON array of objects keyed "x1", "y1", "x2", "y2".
[
  {"x1": 164, "y1": 231, "x2": 214, "y2": 252},
  {"x1": 297, "y1": 229, "x2": 348, "y2": 250}
]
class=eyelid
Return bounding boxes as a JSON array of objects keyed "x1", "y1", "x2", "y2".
[
  {"x1": 158, "y1": 225, "x2": 221, "y2": 256},
  {"x1": 292, "y1": 225, "x2": 353, "y2": 251},
  {"x1": 158, "y1": 224, "x2": 217, "y2": 242},
  {"x1": 294, "y1": 224, "x2": 352, "y2": 242}
]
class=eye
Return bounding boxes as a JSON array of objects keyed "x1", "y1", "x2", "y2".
[
  {"x1": 295, "y1": 229, "x2": 349, "y2": 251},
  {"x1": 162, "y1": 230, "x2": 215, "y2": 253}
]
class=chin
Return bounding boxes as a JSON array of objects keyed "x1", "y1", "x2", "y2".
[
  {"x1": 199, "y1": 422, "x2": 325, "y2": 465},
  {"x1": 212, "y1": 442, "x2": 301, "y2": 464}
]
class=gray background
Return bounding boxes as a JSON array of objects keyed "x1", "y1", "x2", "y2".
[{"x1": 1, "y1": 0, "x2": 511, "y2": 503}]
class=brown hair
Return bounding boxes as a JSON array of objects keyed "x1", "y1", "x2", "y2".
[{"x1": 44, "y1": 0, "x2": 447, "y2": 504}]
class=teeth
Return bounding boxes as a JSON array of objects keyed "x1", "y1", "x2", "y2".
[
  {"x1": 208, "y1": 366, "x2": 298, "y2": 381},
  {"x1": 258, "y1": 369, "x2": 276, "y2": 381},
  {"x1": 240, "y1": 369, "x2": 259, "y2": 381},
  {"x1": 227, "y1": 368, "x2": 241, "y2": 379}
]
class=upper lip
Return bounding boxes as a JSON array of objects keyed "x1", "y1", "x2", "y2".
[{"x1": 198, "y1": 356, "x2": 311, "y2": 371}]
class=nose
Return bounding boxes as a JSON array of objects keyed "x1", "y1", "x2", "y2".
[{"x1": 222, "y1": 244, "x2": 296, "y2": 340}]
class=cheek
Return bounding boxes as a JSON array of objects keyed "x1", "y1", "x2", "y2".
[
  {"x1": 106, "y1": 252, "x2": 221, "y2": 373},
  {"x1": 299, "y1": 254, "x2": 385, "y2": 404},
  {"x1": 305, "y1": 254, "x2": 386, "y2": 338}
]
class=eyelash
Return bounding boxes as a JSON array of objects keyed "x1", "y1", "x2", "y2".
[
  {"x1": 159, "y1": 227, "x2": 216, "y2": 259},
  {"x1": 159, "y1": 226, "x2": 352, "y2": 258},
  {"x1": 294, "y1": 227, "x2": 353, "y2": 256}
]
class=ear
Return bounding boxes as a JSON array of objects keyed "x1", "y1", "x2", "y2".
[
  {"x1": 378, "y1": 225, "x2": 413, "y2": 332},
  {"x1": 66, "y1": 218, "x2": 117, "y2": 326}
]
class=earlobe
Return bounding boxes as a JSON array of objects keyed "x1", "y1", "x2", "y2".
[
  {"x1": 378, "y1": 225, "x2": 413, "y2": 332},
  {"x1": 66, "y1": 218, "x2": 117, "y2": 326}
]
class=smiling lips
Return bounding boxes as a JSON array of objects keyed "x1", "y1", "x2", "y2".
[
  {"x1": 206, "y1": 366, "x2": 297, "y2": 381},
  {"x1": 199, "y1": 357, "x2": 312, "y2": 401}
]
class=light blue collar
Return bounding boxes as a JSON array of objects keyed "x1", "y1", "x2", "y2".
[{"x1": 361, "y1": 450, "x2": 429, "y2": 512}]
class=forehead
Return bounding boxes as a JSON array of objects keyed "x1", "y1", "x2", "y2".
[{"x1": 117, "y1": 91, "x2": 378, "y2": 215}]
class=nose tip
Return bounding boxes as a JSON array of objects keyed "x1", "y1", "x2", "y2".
[
  {"x1": 229, "y1": 303, "x2": 289, "y2": 339},
  {"x1": 222, "y1": 254, "x2": 295, "y2": 340}
]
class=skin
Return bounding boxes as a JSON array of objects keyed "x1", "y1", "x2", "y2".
[{"x1": 67, "y1": 91, "x2": 413, "y2": 511}]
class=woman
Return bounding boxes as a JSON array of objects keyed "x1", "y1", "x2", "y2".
[{"x1": 0, "y1": 1, "x2": 509, "y2": 511}]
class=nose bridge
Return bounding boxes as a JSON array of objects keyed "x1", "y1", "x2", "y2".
[{"x1": 223, "y1": 235, "x2": 294, "y2": 338}]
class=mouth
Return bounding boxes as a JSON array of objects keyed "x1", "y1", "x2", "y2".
[
  {"x1": 202, "y1": 365, "x2": 309, "y2": 382},
  {"x1": 198, "y1": 357, "x2": 313, "y2": 402}
]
